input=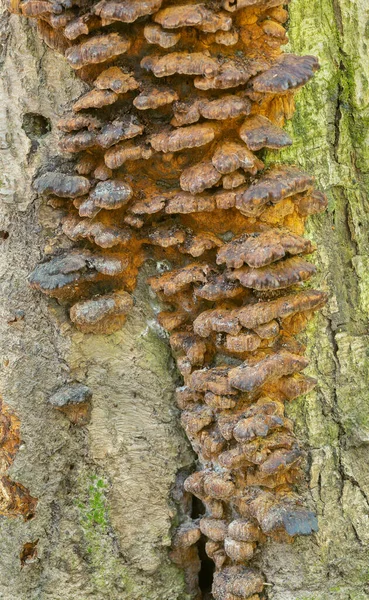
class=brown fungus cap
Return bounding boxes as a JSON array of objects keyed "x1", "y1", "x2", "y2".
[
  {"x1": 212, "y1": 141, "x2": 263, "y2": 175},
  {"x1": 141, "y1": 52, "x2": 219, "y2": 78},
  {"x1": 165, "y1": 191, "x2": 216, "y2": 214},
  {"x1": 60, "y1": 130, "x2": 97, "y2": 152},
  {"x1": 93, "y1": 160, "x2": 113, "y2": 181},
  {"x1": 144, "y1": 23, "x2": 181, "y2": 48},
  {"x1": 62, "y1": 216, "x2": 132, "y2": 248},
  {"x1": 65, "y1": 33, "x2": 131, "y2": 69},
  {"x1": 88, "y1": 179, "x2": 133, "y2": 210},
  {"x1": 28, "y1": 250, "x2": 127, "y2": 296},
  {"x1": 195, "y1": 272, "x2": 244, "y2": 301},
  {"x1": 212, "y1": 566, "x2": 264, "y2": 600},
  {"x1": 227, "y1": 519, "x2": 260, "y2": 542},
  {"x1": 236, "y1": 290, "x2": 327, "y2": 328},
  {"x1": 190, "y1": 366, "x2": 236, "y2": 396},
  {"x1": 200, "y1": 94, "x2": 251, "y2": 121},
  {"x1": 180, "y1": 161, "x2": 223, "y2": 194},
  {"x1": 20, "y1": 0, "x2": 60, "y2": 17},
  {"x1": 153, "y1": 4, "x2": 232, "y2": 33},
  {"x1": 96, "y1": 118, "x2": 144, "y2": 149},
  {"x1": 149, "y1": 263, "x2": 209, "y2": 295},
  {"x1": 233, "y1": 412, "x2": 287, "y2": 443},
  {"x1": 228, "y1": 256, "x2": 316, "y2": 291},
  {"x1": 239, "y1": 114, "x2": 293, "y2": 151},
  {"x1": 57, "y1": 113, "x2": 101, "y2": 132},
  {"x1": 222, "y1": 0, "x2": 289, "y2": 9},
  {"x1": 235, "y1": 166, "x2": 315, "y2": 217},
  {"x1": 34, "y1": 172, "x2": 90, "y2": 198},
  {"x1": 194, "y1": 308, "x2": 242, "y2": 337},
  {"x1": 94, "y1": 67, "x2": 139, "y2": 93},
  {"x1": 133, "y1": 87, "x2": 179, "y2": 110},
  {"x1": 249, "y1": 54, "x2": 320, "y2": 94},
  {"x1": 94, "y1": 0, "x2": 163, "y2": 23},
  {"x1": 217, "y1": 229, "x2": 314, "y2": 269},
  {"x1": 76, "y1": 153, "x2": 98, "y2": 175},
  {"x1": 225, "y1": 332, "x2": 261, "y2": 353},
  {"x1": 72, "y1": 89, "x2": 119, "y2": 111},
  {"x1": 172, "y1": 520, "x2": 201, "y2": 549},
  {"x1": 144, "y1": 224, "x2": 186, "y2": 248},
  {"x1": 63, "y1": 14, "x2": 98, "y2": 41},
  {"x1": 104, "y1": 141, "x2": 153, "y2": 169},
  {"x1": 200, "y1": 518, "x2": 228, "y2": 542},
  {"x1": 228, "y1": 351, "x2": 309, "y2": 392},
  {"x1": 194, "y1": 56, "x2": 269, "y2": 90},
  {"x1": 150, "y1": 123, "x2": 216, "y2": 153},
  {"x1": 179, "y1": 231, "x2": 222, "y2": 257},
  {"x1": 70, "y1": 291, "x2": 134, "y2": 334},
  {"x1": 224, "y1": 538, "x2": 254, "y2": 562}
]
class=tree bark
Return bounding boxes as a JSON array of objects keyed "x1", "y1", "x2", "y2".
[
  {"x1": 0, "y1": 1, "x2": 368, "y2": 599},
  {"x1": 261, "y1": 1, "x2": 369, "y2": 598}
]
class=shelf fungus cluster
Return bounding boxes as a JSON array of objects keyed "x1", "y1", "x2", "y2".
[{"x1": 9, "y1": 0, "x2": 327, "y2": 596}]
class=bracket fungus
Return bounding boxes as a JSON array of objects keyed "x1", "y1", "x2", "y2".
[
  {"x1": 239, "y1": 114, "x2": 293, "y2": 150},
  {"x1": 15, "y1": 0, "x2": 328, "y2": 595},
  {"x1": 217, "y1": 229, "x2": 314, "y2": 269},
  {"x1": 65, "y1": 33, "x2": 131, "y2": 69},
  {"x1": 94, "y1": 67, "x2": 139, "y2": 94},
  {"x1": 28, "y1": 250, "x2": 133, "y2": 304},
  {"x1": 70, "y1": 291, "x2": 134, "y2": 333},
  {"x1": 34, "y1": 172, "x2": 90, "y2": 198},
  {"x1": 93, "y1": 0, "x2": 163, "y2": 23},
  {"x1": 48, "y1": 383, "x2": 92, "y2": 425}
]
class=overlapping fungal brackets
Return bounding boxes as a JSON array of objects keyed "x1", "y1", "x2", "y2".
[
  {"x1": 8, "y1": 0, "x2": 327, "y2": 596},
  {"x1": 0, "y1": 396, "x2": 37, "y2": 520}
]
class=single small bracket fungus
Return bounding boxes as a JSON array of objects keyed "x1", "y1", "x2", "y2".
[
  {"x1": 70, "y1": 291, "x2": 134, "y2": 334},
  {"x1": 48, "y1": 383, "x2": 92, "y2": 425}
]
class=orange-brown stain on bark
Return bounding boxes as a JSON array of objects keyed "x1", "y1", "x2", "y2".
[{"x1": 0, "y1": 397, "x2": 37, "y2": 520}]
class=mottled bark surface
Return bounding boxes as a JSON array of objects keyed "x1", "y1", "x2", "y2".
[
  {"x1": 262, "y1": 1, "x2": 369, "y2": 598},
  {"x1": 0, "y1": 0, "x2": 369, "y2": 599}
]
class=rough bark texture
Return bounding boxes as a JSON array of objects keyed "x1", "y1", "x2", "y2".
[
  {"x1": 262, "y1": 1, "x2": 369, "y2": 598},
  {"x1": 0, "y1": 1, "x2": 368, "y2": 600}
]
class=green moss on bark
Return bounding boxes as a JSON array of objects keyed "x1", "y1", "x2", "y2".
[{"x1": 262, "y1": 1, "x2": 369, "y2": 598}]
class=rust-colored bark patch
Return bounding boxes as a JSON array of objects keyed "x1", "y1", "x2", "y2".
[
  {"x1": 0, "y1": 397, "x2": 37, "y2": 520},
  {"x1": 20, "y1": 539, "x2": 39, "y2": 567}
]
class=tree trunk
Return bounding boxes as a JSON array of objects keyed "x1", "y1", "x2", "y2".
[{"x1": 0, "y1": 1, "x2": 368, "y2": 600}]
